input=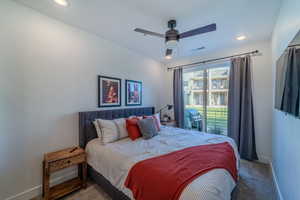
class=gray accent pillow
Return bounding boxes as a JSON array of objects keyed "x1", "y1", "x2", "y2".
[{"x1": 137, "y1": 118, "x2": 158, "y2": 140}]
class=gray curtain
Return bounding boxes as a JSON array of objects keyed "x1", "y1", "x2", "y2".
[
  {"x1": 173, "y1": 68, "x2": 184, "y2": 128},
  {"x1": 281, "y1": 48, "x2": 300, "y2": 116},
  {"x1": 228, "y1": 56, "x2": 258, "y2": 161}
]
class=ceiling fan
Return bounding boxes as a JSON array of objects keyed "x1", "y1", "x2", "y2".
[{"x1": 134, "y1": 20, "x2": 216, "y2": 59}]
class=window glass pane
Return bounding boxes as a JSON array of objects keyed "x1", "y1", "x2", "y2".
[
  {"x1": 183, "y1": 70, "x2": 205, "y2": 132},
  {"x1": 183, "y1": 65, "x2": 229, "y2": 135},
  {"x1": 207, "y1": 67, "x2": 229, "y2": 135}
]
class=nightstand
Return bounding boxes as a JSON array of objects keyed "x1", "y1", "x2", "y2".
[
  {"x1": 43, "y1": 147, "x2": 87, "y2": 200},
  {"x1": 161, "y1": 120, "x2": 177, "y2": 127}
]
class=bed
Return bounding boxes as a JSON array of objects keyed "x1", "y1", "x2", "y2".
[{"x1": 79, "y1": 107, "x2": 239, "y2": 200}]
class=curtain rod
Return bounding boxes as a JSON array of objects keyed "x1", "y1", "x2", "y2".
[
  {"x1": 167, "y1": 50, "x2": 259, "y2": 71},
  {"x1": 288, "y1": 44, "x2": 300, "y2": 48}
]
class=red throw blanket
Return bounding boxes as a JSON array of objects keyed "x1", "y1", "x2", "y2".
[{"x1": 125, "y1": 142, "x2": 237, "y2": 200}]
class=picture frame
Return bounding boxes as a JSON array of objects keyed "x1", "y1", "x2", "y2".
[
  {"x1": 98, "y1": 75, "x2": 121, "y2": 107},
  {"x1": 125, "y1": 80, "x2": 142, "y2": 106}
]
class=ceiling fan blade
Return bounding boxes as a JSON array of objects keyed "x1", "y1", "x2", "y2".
[
  {"x1": 179, "y1": 23, "x2": 216, "y2": 39},
  {"x1": 134, "y1": 28, "x2": 165, "y2": 38}
]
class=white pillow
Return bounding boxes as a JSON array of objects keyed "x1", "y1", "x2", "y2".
[
  {"x1": 154, "y1": 113, "x2": 162, "y2": 128},
  {"x1": 93, "y1": 121, "x2": 102, "y2": 138},
  {"x1": 93, "y1": 118, "x2": 128, "y2": 144},
  {"x1": 113, "y1": 118, "x2": 128, "y2": 139}
]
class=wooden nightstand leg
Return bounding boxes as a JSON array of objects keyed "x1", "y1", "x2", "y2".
[
  {"x1": 43, "y1": 161, "x2": 50, "y2": 200},
  {"x1": 42, "y1": 161, "x2": 45, "y2": 197},
  {"x1": 81, "y1": 162, "x2": 87, "y2": 189}
]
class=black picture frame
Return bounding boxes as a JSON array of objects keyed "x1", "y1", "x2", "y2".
[
  {"x1": 98, "y1": 75, "x2": 122, "y2": 107},
  {"x1": 125, "y1": 80, "x2": 142, "y2": 106}
]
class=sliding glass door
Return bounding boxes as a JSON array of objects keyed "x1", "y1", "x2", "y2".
[{"x1": 183, "y1": 63, "x2": 230, "y2": 135}]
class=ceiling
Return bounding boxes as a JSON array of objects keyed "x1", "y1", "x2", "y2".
[{"x1": 14, "y1": 0, "x2": 282, "y2": 62}]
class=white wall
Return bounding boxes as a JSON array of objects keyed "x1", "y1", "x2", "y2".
[
  {"x1": 0, "y1": 1, "x2": 165, "y2": 199},
  {"x1": 165, "y1": 40, "x2": 273, "y2": 163},
  {"x1": 271, "y1": 0, "x2": 300, "y2": 199}
]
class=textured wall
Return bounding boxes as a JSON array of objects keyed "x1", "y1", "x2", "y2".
[
  {"x1": 0, "y1": 1, "x2": 166, "y2": 199},
  {"x1": 271, "y1": 0, "x2": 300, "y2": 199}
]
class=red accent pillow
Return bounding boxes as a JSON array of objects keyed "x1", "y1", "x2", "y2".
[
  {"x1": 143, "y1": 115, "x2": 161, "y2": 131},
  {"x1": 126, "y1": 118, "x2": 142, "y2": 140}
]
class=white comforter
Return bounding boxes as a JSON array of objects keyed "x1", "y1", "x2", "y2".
[{"x1": 86, "y1": 126, "x2": 240, "y2": 200}]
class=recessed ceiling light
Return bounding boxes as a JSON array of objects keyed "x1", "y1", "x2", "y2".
[
  {"x1": 165, "y1": 55, "x2": 172, "y2": 60},
  {"x1": 54, "y1": 0, "x2": 68, "y2": 7},
  {"x1": 236, "y1": 35, "x2": 246, "y2": 41}
]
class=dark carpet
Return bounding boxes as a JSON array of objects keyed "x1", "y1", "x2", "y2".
[{"x1": 33, "y1": 160, "x2": 277, "y2": 200}]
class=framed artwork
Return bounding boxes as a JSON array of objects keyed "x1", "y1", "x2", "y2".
[
  {"x1": 125, "y1": 80, "x2": 142, "y2": 106},
  {"x1": 98, "y1": 75, "x2": 121, "y2": 107}
]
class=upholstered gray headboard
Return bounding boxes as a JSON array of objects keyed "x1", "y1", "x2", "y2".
[{"x1": 79, "y1": 107, "x2": 155, "y2": 148}]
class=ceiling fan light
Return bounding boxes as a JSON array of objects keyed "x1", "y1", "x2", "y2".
[
  {"x1": 165, "y1": 40, "x2": 178, "y2": 49},
  {"x1": 54, "y1": 0, "x2": 68, "y2": 7},
  {"x1": 236, "y1": 35, "x2": 246, "y2": 41},
  {"x1": 165, "y1": 49, "x2": 173, "y2": 59}
]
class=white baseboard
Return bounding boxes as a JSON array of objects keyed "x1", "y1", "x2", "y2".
[
  {"x1": 270, "y1": 162, "x2": 284, "y2": 200},
  {"x1": 258, "y1": 154, "x2": 271, "y2": 164},
  {"x1": 5, "y1": 170, "x2": 77, "y2": 200}
]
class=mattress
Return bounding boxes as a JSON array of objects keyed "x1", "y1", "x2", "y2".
[{"x1": 86, "y1": 126, "x2": 240, "y2": 200}]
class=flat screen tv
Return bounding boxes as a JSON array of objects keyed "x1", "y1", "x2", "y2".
[{"x1": 274, "y1": 30, "x2": 300, "y2": 117}]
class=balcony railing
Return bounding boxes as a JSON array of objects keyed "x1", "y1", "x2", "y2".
[
  {"x1": 185, "y1": 106, "x2": 228, "y2": 135},
  {"x1": 206, "y1": 108, "x2": 228, "y2": 135}
]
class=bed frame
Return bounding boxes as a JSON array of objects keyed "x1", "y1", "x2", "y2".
[
  {"x1": 79, "y1": 107, "x2": 155, "y2": 200},
  {"x1": 79, "y1": 106, "x2": 237, "y2": 200}
]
